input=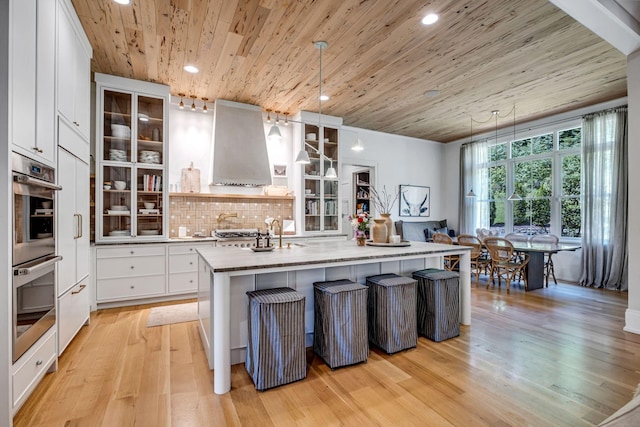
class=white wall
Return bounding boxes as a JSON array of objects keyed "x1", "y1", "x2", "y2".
[
  {"x1": 168, "y1": 101, "x2": 294, "y2": 194},
  {"x1": 341, "y1": 126, "x2": 445, "y2": 225}
]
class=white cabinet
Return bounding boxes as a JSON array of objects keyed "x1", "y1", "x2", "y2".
[
  {"x1": 168, "y1": 243, "x2": 215, "y2": 294},
  {"x1": 57, "y1": 147, "x2": 90, "y2": 354},
  {"x1": 94, "y1": 73, "x2": 170, "y2": 242},
  {"x1": 96, "y1": 245, "x2": 167, "y2": 302},
  {"x1": 57, "y1": 0, "x2": 92, "y2": 140},
  {"x1": 57, "y1": 281, "x2": 89, "y2": 355},
  {"x1": 10, "y1": 0, "x2": 56, "y2": 165},
  {"x1": 12, "y1": 328, "x2": 56, "y2": 413},
  {"x1": 294, "y1": 112, "x2": 343, "y2": 234}
]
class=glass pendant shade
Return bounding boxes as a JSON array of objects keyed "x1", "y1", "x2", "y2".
[
  {"x1": 268, "y1": 124, "x2": 281, "y2": 139},
  {"x1": 295, "y1": 149, "x2": 310, "y2": 164}
]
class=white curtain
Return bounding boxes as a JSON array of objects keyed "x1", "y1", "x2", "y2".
[
  {"x1": 459, "y1": 139, "x2": 489, "y2": 235},
  {"x1": 580, "y1": 107, "x2": 628, "y2": 290}
]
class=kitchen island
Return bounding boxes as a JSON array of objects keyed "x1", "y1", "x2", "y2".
[{"x1": 197, "y1": 240, "x2": 471, "y2": 394}]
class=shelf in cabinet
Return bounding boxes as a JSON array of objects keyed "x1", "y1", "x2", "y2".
[
  {"x1": 138, "y1": 191, "x2": 162, "y2": 195},
  {"x1": 104, "y1": 189, "x2": 131, "y2": 193},
  {"x1": 104, "y1": 111, "x2": 131, "y2": 120},
  {"x1": 137, "y1": 139, "x2": 163, "y2": 147}
]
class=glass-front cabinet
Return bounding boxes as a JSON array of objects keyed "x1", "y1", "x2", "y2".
[
  {"x1": 297, "y1": 113, "x2": 342, "y2": 233},
  {"x1": 94, "y1": 73, "x2": 169, "y2": 242}
]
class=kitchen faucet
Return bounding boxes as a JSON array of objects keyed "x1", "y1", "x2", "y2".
[
  {"x1": 269, "y1": 219, "x2": 283, "y2": 249},
  {"x1": 217, "y1": 212, "x2": 238, "y2": 223}
]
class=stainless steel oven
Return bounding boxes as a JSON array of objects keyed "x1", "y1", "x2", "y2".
[
  {"x1": 12, "y1": 152, "x2": 61, "y2": 265},
  {"x1": 13, "y1": 255, "x2": 59, "y2": 362},
  {"x1": 12, "y1": 152, "x2": 62, "y2": 362}
]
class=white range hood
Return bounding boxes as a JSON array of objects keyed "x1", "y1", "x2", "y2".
[{"x1": 210, "y1": 99, "x2": 272, "y2": 187}]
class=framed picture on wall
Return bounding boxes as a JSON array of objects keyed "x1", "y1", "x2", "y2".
[
  {"x1": 273, "y1": 164, "x2": 287, "y2": 177},
  {"x1": 399, "y1": 184, "x2": 430, "y2": 217}
]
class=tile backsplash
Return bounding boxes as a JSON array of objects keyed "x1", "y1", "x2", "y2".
[{"x1": 169, "y1": 195, "x2": 294, "y2": 237}]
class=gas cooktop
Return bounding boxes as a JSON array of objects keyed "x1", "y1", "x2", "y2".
[{"x1": 214, "y1": 228, "x2": 259, "y2": 239}]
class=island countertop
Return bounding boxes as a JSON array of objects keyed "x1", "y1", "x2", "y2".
[
  {"x1": 197, "y1": 240, "x2": 469, "y2": 273},
  {"x1": 196, "y1": 239, "x2": 471, "y2": 395}
]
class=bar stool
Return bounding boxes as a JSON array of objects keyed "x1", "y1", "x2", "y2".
[
  {"x1": 313, "y1": 279, "x2": 368, "y2": 369},
  {"x1": 246, "y1": 287, "x2": 306, "y2": 391},
  {"x1": 412, "y1": 269, "x2": 460, "y2": 342},
  {"x1": 366, "y1": 273, "x2": 418, "y2": 354}
]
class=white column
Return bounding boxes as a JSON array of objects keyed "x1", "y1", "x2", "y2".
[
  {"x1": 212, "y1": 272, "x2": 231, "y2": 394},
  {"x1": 625, "y1": 49, "x2": 640, "y2": 334}
]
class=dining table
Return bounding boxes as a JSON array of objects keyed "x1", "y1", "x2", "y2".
[{"x1": 500, "y1": 240, "x2": 581, "y2": 290}]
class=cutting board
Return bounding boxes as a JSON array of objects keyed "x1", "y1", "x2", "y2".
[{"x1": 180, "y1": 162, "x2": 200, "y2": 193}]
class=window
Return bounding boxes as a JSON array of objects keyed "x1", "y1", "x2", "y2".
[{"x1": 478, "y1": 126, "x2": 581, "y2": 238}]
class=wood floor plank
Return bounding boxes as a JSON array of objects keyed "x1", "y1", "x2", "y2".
[{"x1": 13, "y1": 282, "x2": 640, "y2": 426}]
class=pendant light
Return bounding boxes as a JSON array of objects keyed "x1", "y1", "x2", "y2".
[
  {"x1": 466, "y1": 117, "x2": 476, "y2": 197},
  {"x1": 268, "y1": 111, "x2": 282, "y2": 140},
  {"x1": 201, "y1": 97, "x2": 208, "y2": 113},
  {"x1": 178, "y1": 93, "x2": 185, "y2": 109},
  {"x1": 351, "y1": 138, "x2": 364, "y2": 152},
  {"x1": 507, "y1": 105, "x2": 522, "y2": 201},
  {"x1": 190, "y1": 95, "x2": 197, "y2": 111},
  {"x1": 325, "y1": 160, "x2": 337, "y2": 179}
]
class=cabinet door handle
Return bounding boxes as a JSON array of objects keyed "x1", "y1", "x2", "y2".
[
  {"x1": 35, "y1": 360, "x2": 43, "y2": 366},
  {"x1": 73, "y1": 121, "x2": 79, "y2": 127},
  {"x1": 32, "y1": 147, "x2": 43, "y2": 153},
  {"x1": 71, "y1": 284, "x2": 87, "y2": 294},
  {"x1": 130, "y1": 266, "x2": 135, "y2": 269},
  {"x1": 73, "y1": 214, "x2": 80, "y2": 239},
  {"x1": 78, "y1": 214, "x2": 83, "y2": 238}
]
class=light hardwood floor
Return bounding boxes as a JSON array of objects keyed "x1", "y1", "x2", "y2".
[{"x1": 14, "y1": 281, "x2": 640, "y2": 426}]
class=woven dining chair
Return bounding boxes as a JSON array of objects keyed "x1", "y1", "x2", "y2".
[
  {"x1": 484, "y1": 237, "x2": 529, "y2": 291},
  {"x1": 504, "y1": 232, "x2": 529, "y2": 283},
  {"x1": 456, "y1": 234, "x2": 488, "y2": 285},
  {"x1": 530, "y1": 234, "x2": 559, "y2": 287},
  {"x1": 432, "y1": 232, "x2": 459, "y2": 271}
]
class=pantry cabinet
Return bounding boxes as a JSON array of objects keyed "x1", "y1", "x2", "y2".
[
  {"x1": 57, "y1": 148, "x2": 90, "y2": 354},
  {"x1": 9, "y1": 0, "x2": 56, "y2": 166},
  {"x1": 57, "y1": 0, "x2": 92, "y2": 141},
  {"x1": 294, "y1": 112, "x2": 343, "y2": 234},
  {"x1": 94, "y1": 73, "x2": 170, "y2": 243}
]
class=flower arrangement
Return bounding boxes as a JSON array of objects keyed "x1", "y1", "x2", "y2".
[
  {"x1": 369, "y1": 185, "x2": 402, "y2": 214},
  {"x1": 348, "y1": 212, "x2": 371, "y2": 238}
]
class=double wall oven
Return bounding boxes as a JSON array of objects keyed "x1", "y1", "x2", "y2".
[{"x1": 12, "y1": 152, "x2": 62, "y2": 362}]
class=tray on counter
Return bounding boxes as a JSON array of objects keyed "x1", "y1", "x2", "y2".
[{"x1": 366, "y1": 240, "x2": 411, "y2": 247}]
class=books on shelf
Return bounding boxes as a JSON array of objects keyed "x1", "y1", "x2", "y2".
[{"x1": 142, "y1": 174, "x2": 162, "y2": 192}]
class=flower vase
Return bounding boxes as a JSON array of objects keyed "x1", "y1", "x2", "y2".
[
  {"x1": 356, "y1": 236, "x2": 366, "y2": 246},
  {"x1": 380, "y1": 213, "x2": 393, "y2": 243},
  {"x1": 372, "y1": 219, "x2": 388, "y2": 243}
]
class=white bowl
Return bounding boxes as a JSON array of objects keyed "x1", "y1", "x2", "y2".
[
  {"x1": 103, "y1": 185, "x2": 111, "y2": 190},
  {"x1": 111, "y1": 205, "x2": 127, "y2": 211},
  {"x1": 139, "y1": 229, "x2": 160, "y2": 236},
  {"x1": 143, "y1": 202, "x2": 155, "y2": 209},
  {"x1": 41, "y1": 201, "x2": 52, "y2": 209},
  {"x1": 111, "y1": 124, "x2": 131, "y2": 138},
  {"x1": 305, "y1": 133, "x2": 316, "y2": 141},
  {"x1": 113, "y1": 181, "x2": 126, "y2": 190}
]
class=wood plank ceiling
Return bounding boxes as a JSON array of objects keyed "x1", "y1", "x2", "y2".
[{"x1": 71, "y1": 0, "x2": 627, "y2": 142}]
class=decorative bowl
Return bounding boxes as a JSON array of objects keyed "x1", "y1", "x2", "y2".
[
  {"x1": 113, "y1": 181, "x2": 126, "y2": 190},
  {"x1": 143, "y1": 202, "x2": 155, "y2": 209}
]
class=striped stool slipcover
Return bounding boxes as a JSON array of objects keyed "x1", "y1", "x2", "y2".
[
  {"x1": 246, "y1": 287, "x2": 306, "y2": 391},
  {"x1": 366, "y1": 273, "x2": 418, "y2": 354},
  {"x1": 313, "y1": 279, "x2": 368, "y2": 369},
  {"x1": 412, "y1": 269, "x2": 460, "y2": 342}
]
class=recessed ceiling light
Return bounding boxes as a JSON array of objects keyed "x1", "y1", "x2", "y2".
[
  {"x1": 319, "y1": 94, "x2": 330, "y2": 101},
  {"x1": 183, "y1": 65, "x2": 199, "y2": 74},
  {"x1": 421, "y1": 13, "x2": 439, "y2": 25},
  {"x1": 113, "y1": 0, "x2": 130, "y2": 4},
  {"x1": 424, "y1": 89, "x2": 440, "y2": 97}
]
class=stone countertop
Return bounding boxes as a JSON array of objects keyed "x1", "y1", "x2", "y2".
[
  {"x1": 93, "y1": 233, "x2": 348, "y2": 245},
  {"x1": 197, "y1": 240, "x2": 469, "y2": 273}
]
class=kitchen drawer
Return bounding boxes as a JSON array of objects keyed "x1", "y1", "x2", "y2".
[
  {"x1": 168, "y1": 243, "x2": 214, "y2": 255},
  {"x1": 58, "y1": 281, "x2": 90, "y2": 355},
  {"x1": 169, "y1": 271, "x2": 198, "y2": 294},
  {"x1": 13, "y1": 329, "x2": 56, "y2": 409},
  {"x1": 169, "y1": 253, "x2": 198, "y2": 274},
  {"x1": 96, "y1": 245, "x2": 165, "y2": 259},
  {"x1": 97, "y1": 275, "x2": 165, "y2": 301},
  {"x1": 97, "y1": 255, "x2": 165, "y2": 279}
]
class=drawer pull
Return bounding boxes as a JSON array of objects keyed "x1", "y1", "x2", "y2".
[
  {"x1": 130, "y1": 266, "x2": 135, "y2": 269},
  {"x1": 189, "y1": 280, "x2": 193, "y2": 283},
  {"x1": 190, "y1": 248, "x2": 194, "y2": 251},
  {"x1": 32, "y1": 147, "x2": 43, "y2": 153},
  {"x1": 189, "y1": 262, "x2": 193, "y2": 265},
  {"x1": 71, "y1": 284, "x2": 87, "y2": 295},
  {"x1": 130, "y1": 286, "x2": 135, "y2": 289},
  {"x1": 130, "y1": 251, "x2": 134, "y2": 255},
  {"x1": 35, "y1": 360, "x2": 43, "y2": 366}
]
